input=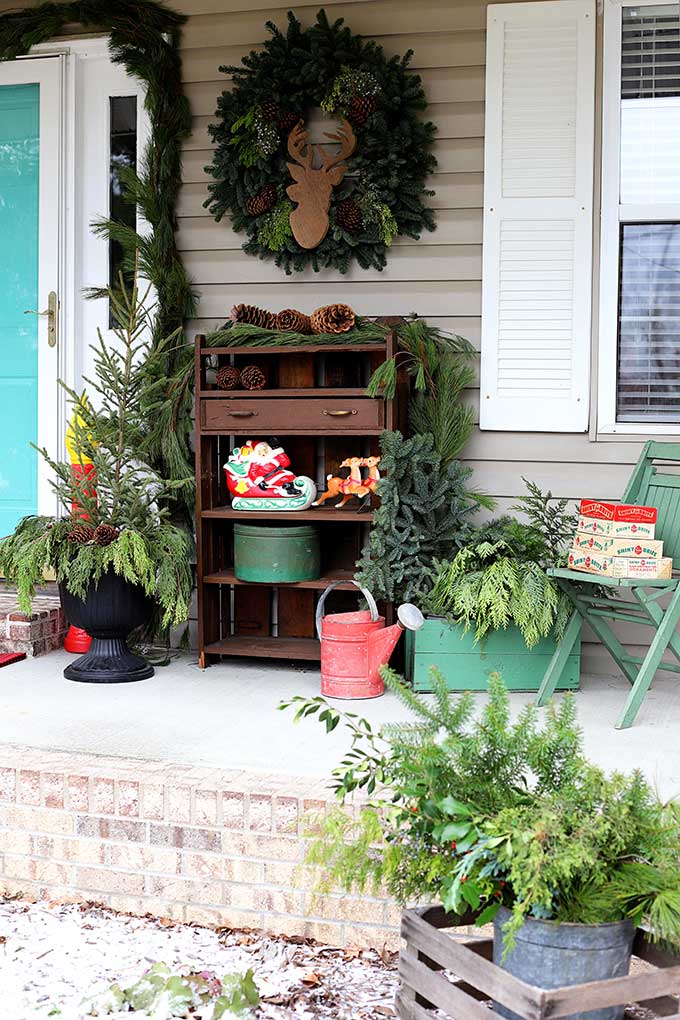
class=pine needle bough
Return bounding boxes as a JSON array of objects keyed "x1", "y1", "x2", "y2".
[
  {"x1": 282, "y1": 673, "x2": 680, "y2": 956},
  {"x1": 0, "y1": 280, "x2": 193, "y2": 633},
  {"x1": 0, "y1": 0, "x2": 197, "y2": 506},
  {"x1": 355, "y1": 431, "x2": 491, "y2": 605},
  {"x1": 204, "y1": 8, "x2": 437, "y2": 275}
]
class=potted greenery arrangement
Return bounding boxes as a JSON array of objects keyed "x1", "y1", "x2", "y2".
[
  {"x1": 283, "y1": 675, "x2": 680, "y2": 1020},
  {"x1": 404, "y1": 481, "x2": 581, "y2": 692},
  {"x1": 0, "y1": 281, "x2": 192, "y2": 683}
]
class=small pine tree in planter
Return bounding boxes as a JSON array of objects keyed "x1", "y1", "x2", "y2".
[
  {"x1": 0, "y1": 280, "x2": 192, "y2": 683},
  {"x1": 405, "y1": 483, "x2": 581, "y2": 692},
  {"x1": 282, "y1": 676, "x2": 680, "y2": 1020}
]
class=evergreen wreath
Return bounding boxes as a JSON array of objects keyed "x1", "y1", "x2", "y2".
[
  {"x1": 205, "y1": 9, "x2": 438, "y2": 275},
  {"x1": 0, "y1": 0, "x2": 196, "y2": 508}
]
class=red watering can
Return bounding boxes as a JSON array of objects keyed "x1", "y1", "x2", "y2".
[{"x1": 316, "y1": 580, "x2": 424, "y2": 699}]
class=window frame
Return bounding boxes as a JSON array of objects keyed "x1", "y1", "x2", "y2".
[{"x1": 599, "y1": 0, "x2": 680, "y2": 435}]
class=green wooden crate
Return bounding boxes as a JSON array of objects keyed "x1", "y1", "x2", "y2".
[{"x1": 404, "y1": 617, "x2": 581, "y2": 692}]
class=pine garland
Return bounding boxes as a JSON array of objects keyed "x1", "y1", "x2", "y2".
[
  {"x1": 0, "y1": 0, "x2": 196, "y2": 510},
  {"x1": 205, "y1": 8, "x2": 437, "y2": 275}
]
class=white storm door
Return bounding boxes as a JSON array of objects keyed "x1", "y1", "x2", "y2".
[{"x1": 0, "y1": 56, "x2": 61, "y2": 534}]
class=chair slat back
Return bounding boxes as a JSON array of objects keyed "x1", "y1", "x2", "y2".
[{"x1": 622, "y1": 442, "x2": 680, "y2": 566}]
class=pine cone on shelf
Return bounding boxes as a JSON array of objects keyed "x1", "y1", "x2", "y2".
[
  {"x1": 67, "y1": 522, "x2": 95, "y2": 544},
  {"x1": 230, "y1": 304, "x2": 277, "y2": 330},
  {"x1": 93, "y1": 523, "x2": 120, "y2": 547},
  {"x1": 276, "y1": 308, "x2": 312, "y2": 334},
  {"x1": 310, "y1": 303, "x2": 356, "y2": 335},
  {"x1": 245, "y1": 183, "x2": 277, "y2": 216},
  {"x1": 260, "y1": 98, "x2": 279, "y2": 122},
  {"x1": 239, "y1": 364, "x2": 267, "y2": 390},
  {"x1": 348, "y1": 94, "x2": 378, "y2": 126},
  {"x1": 216, "y1": 365, "x2": 241, "y2": 390},
  {"x1": 336, "y1": 198, "x2": 363, "y2": 235},
  {"x1": 277, "y1": 110, "x2": 300, "y2": 133}
]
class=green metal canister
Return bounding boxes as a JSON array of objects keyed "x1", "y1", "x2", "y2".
[{"x1": 233, "y1": 522, "x2": 321, "y2": 583}]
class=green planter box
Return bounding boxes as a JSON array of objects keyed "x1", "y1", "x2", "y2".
[{"x1": 404, "y1": 617, "x2": 581, "y2": 692}]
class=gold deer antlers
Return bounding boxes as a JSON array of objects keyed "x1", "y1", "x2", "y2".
[{"x1": 286, "y1": 118, "x2": 357, "y2": 249}]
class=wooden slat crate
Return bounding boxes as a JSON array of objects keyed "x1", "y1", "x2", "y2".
[{"x1": 397, "y1": 906, "x2": 680, "y2": 1020}]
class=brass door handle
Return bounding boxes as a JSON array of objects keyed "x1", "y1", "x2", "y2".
[
  {"x1": 24, "y1": 290, "x2": 58, "y2": 348},
  {"x1": 227, "y1": 409, "x2": 257, "y2": 417},
  {"x1": 323, "y1": 409, "x2": 357, "y2": 416}
]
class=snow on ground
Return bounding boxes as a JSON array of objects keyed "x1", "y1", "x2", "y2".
[{"x1": 0, "y1": 897, "x2": 398, "y2": 1020}]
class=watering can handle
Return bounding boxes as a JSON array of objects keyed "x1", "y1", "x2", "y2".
[{"x1": 315, "y1": 580, "x2": 379, "y2": 641}]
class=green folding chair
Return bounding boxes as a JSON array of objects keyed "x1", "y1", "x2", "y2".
[{"x1": 536, "y1": 442, "x2": 680, "y2": 728}]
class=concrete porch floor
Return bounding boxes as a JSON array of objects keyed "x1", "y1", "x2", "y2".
[{"x1": 1, "y1": 650, "x2": 679, "y2": 796}]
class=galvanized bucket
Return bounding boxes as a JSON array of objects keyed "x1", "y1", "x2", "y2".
[
  {"x1": 233, "y1": 522, "x2": 320, "y2": 583},
  {"x1": 493, "y1": 906, "x2": 635, "y2": 1020}
]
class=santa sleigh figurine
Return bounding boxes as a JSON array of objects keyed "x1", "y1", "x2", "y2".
[{"x1": 224, "y1": 441, "x2": 317, "y2": 511}]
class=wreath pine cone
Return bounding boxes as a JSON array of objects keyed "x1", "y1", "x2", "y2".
[
  {"x1": 348, "y1": 94, "x2": 378, "y2": 126},
  {"x1": 310, "y1": 303, "x2": 356, "y2": 334},
  {"x1": 231, "y1": 303, "x2": 277, "y2": 330},
  {"x1": 216, "y1": 365, "x2": 241, "y2": 390},
  {"x1": 239, "y1": 365, "x2": 267, "y2": 390},
  {"x1": 93, "y1": 523, "x2": 120, "y2": 547},
  {"x1": 245, "y1": 184, "x2": 277, "y2": 216},
  {"x1": 336, "y1": 199, "x2": 363, "y2": 234},
  {"x1": 67, "y1": 522, "x2": 95, "y2": 544},
  {"x1": 276, "y1": 308, "x2": 312, "y2": 334},
  {"x1": 277, "y1": 110, "x2": 300, "y2": 133}
]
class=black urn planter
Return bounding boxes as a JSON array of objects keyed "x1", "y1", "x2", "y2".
[{"x1": 59, "y1": 568, "x2": 155, "y2": 683}]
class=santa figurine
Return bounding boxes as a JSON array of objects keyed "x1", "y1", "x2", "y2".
[{"x1": 224, "y1": 440, "x2": 317, "y2": 511}]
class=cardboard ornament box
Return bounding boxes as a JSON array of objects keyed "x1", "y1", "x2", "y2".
[
  {"x1": 569, "y1": 550, "x2": 673, "y2": 580},
  {"x1": 579, "y1": 500, "x2": 658, "y2": 524},
  {"x1": 576, "y1": 515, "x2": 657, "y2": 540}
]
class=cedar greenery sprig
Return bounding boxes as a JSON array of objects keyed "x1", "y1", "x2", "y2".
[{"x1": 0, "y1": 0, "x2": 197, "y2": 517}]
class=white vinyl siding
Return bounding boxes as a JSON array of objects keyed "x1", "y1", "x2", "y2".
[{"x1": 480, "y1": 0, "x2": 596, "y2": 431}]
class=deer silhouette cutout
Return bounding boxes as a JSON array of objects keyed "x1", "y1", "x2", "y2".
[{"x1": 286, "y1": 118, "x2": 357, "y2": 249}]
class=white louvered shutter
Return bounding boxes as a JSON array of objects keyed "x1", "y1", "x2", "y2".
[{"x1": 479, "y1": 0, "x2": 596, "y2": 432}]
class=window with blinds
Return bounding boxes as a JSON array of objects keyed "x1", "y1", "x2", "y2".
[{"x1": 615, "y1": 5, "x2": 680, "y2": 424}]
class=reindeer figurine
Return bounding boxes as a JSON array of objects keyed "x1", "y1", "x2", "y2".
[
  {"x1": 313, "y1": 457, "x2": 371, "y2": 509},
  {"x1": 286, "y1": 118, "x2": 357, "y2": 249}
]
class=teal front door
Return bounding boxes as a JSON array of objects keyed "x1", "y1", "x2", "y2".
[{"x1": 0, "y1": 59, "x2": 60, "y2": 538}]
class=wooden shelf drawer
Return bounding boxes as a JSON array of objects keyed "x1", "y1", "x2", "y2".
[{"x1": 200, "y1": 396, "x2": 384, "y2": 433}]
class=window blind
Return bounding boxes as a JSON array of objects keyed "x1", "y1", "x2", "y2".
[
  {"x1": 617, "y1": 222, "x2": 680, "y2": 422},
  {"x1": 622, "y1": 5, "x2": 680, "y2": 100}
]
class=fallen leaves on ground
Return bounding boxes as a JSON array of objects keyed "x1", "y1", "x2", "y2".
[{"x1": 2, "y1": 896, "x2": 397, "y2": 1020}]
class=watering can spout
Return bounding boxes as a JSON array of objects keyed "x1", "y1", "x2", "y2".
[{"x1": 367, "y1": 603, "x2": 425, "y2": 675}]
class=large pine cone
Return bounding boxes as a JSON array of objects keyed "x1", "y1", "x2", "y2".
[
  {"x1": 336, "y1": 198, "x2": 363, "y2": 235},
  {"x1": 239, "y1": 364, "x2": 267, "y2": 390},
  {"x1": 67, "y1": 522, "x2": 95, "y2": 544},
  {"x1": 310, "y1": 303, "x2": 356, "y2": 335},
  {"x1": 245, "y1": 184, "x2": 277, "y2": 216},
  {"x1": 276, "y1": 308, "x2": 312, "y2": 334},
  {"x1": 230, "y1": 303, "x2": 277, "y2": 330},
  {"x1": 93, "y1": 523, "x2": 120, "y2": 547},
  {"x1": 348, "y1": 94, "x2": 378, "y2": 126},
  {"x1": 216, "y1": 365, "x2": 240, "y2": 390}
]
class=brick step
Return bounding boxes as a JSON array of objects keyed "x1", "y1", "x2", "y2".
[{"x1": 0, "y1": 592, "x2": 66, "y2": 658}]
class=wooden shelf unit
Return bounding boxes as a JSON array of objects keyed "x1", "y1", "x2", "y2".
[{"x1": 194, "y1": 331, "x2": 403, "y2": 666}]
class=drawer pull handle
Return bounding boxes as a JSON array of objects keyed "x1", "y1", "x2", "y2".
[
  {"x1": 323, "y1": 409, "x2": 357, "y2": 416},
  {"x1": 227, "y1": 410, "x2": 257, "y2": 418}
]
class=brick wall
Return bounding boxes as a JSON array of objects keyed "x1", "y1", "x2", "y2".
[
  {"x1": 0, "y1": 594, "x2": 66, "y2": 657},
  {"x1": 0, "y1": 747, "x2": 400, "y2": 950}
]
